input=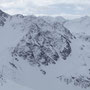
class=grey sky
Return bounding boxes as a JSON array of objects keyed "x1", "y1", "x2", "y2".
[{"x1": 0, "y1": 0, "x2": 90, "y2": 19}]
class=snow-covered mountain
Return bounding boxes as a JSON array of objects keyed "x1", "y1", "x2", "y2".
[
  {"x1": 0, "y1": 9, "x2": 90, "y2": 90},
  {"x1": 64, "y1": 16, "x2": 90, "y2": 34}
]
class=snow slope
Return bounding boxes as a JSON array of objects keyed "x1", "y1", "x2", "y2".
[
  {"x1": 65, "y1": 16, "x2": 90, "y2": 34},
  {"x1": 0, "y1": 80, "x2": 33, "y2": 90}
]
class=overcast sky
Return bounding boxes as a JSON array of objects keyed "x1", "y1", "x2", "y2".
[{"x1": 0, "y1": 0, "x2": 90, "y2": 19}]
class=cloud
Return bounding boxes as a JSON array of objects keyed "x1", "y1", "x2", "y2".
[
  {"x1": 0, "y1": 0, "x2": 90, "y2": 18},
  {"x1": 54, "y1": 0, "x2": 90, "y2": 5},
  {"x1": 36, "y1": 3, "x2": 90, "y2": 14},
  {"x1": 0, "y1": 0, "x2": 38, "y2": 15}
]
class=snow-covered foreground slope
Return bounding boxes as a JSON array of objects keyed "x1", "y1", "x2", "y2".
[
  {"x1": 0, "y1": 80, "x2": 33, "y2": 90},
  {"x1": 0, "y1": 9, "x2": 90, "y2": 90}
]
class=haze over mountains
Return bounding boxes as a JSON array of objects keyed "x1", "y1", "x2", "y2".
[{"x1": 0, "y1": 9, "x2": 90, "y2": 90}]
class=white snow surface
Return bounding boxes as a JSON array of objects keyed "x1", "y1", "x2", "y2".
[
  {"x1": 0, "y1": 80, "x2": 33, "y2": 90},
  {"x1": 65, "y1": 16, "x2": 90, "y2": 34}
]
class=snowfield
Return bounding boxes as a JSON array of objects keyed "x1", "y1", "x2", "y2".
[{"x1": 0, "y1": 80, "x2": 33, "y2": 90}]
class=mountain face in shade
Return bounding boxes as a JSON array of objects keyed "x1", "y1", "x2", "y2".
[
  {"x1": 0, "y1": 10, "x2": 90, "y2": 90},
  {"x1": 0, "y1": 9, "x2": 9, "y2": 17},
  {"x1": 0, "y1": 9, "x2": 9, "y2": 26}
]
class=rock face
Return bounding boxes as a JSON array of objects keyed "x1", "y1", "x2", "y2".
[
  {"x1": 11, "y1": 17, "x2": 73, "y2": 67},
  {"x1": 57, "y1": 74, "x2": 90, "y2": 89},
  {"x1": 0, "y1": 10, "x2": 9, "y2": 26}
]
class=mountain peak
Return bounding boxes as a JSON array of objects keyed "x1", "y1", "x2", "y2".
[
  {"x1": 0, "y1": 9, "x2": 9, "y2": 18},
  {"x1": 0, "y1": 9, "x2": 10, "y2": 26},
  {"x1": 0, "y1": 9, "x2": 3, "y2": 12}
]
